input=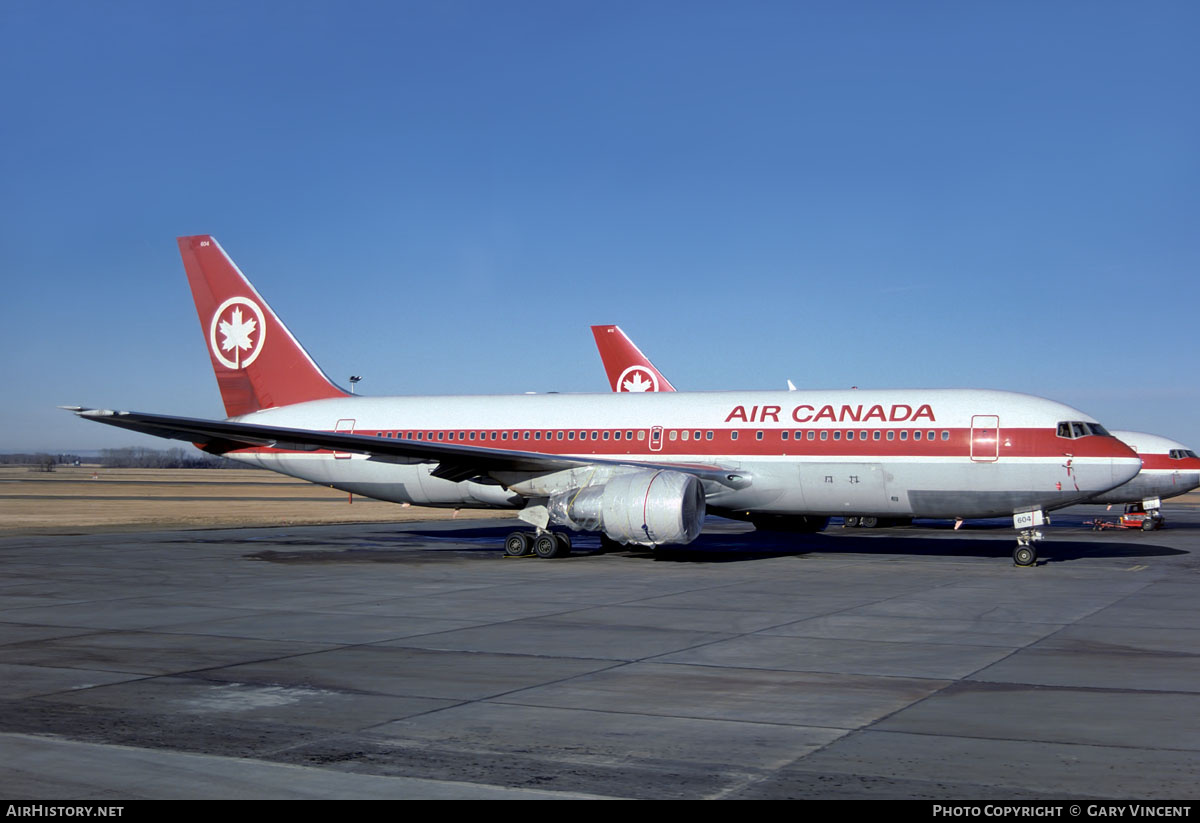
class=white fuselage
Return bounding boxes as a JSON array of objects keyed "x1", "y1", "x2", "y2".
[
  {"x1": 1087, "y1": 430, "x2": 1200, "y2": 505},
  {"x1": 227, "y1": 388, "x2": 1141, "y2": 520}
]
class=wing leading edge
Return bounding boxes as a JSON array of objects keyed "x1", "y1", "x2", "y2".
[{"x1": 63, "y1": 407, "x2": 750, "y2": 489}]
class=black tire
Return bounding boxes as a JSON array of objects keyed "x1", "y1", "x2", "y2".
[
  {"x1": 860, "y1": 516, "x2": 879, "y2": 529},
  {"x1": 1013, "y1": 545, "x2": 1036, "y2": 566},
  {"x1": 534, "y1": 533, "x2": 561, "y2": 558},
  {"x1": 504, "y1": 531, "x2": 532, "y2": 556},
  {"x1": 1142, "y1": 519, "x2": 1154, "y2": 532},
  {"x1": 844, "y1": 516, "x2": 860, "y2": 528}
]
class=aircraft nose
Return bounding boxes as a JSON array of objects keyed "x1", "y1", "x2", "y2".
[{"x1": 1109, "y1": 440, "x2": 1142, "y2": 486}]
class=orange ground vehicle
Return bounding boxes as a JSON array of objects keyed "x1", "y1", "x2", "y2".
[{"x1": 1090, "y1": 502, "x2": 1165, "y2": 531}]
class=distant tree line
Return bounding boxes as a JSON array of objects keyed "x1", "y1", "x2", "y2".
[
  {"x1": 0, "y1": 449, "x2": 249, "y2": 469},
  {"x1": 0, "y1": 453, "x2": 79, "y2": 471},
  {"x1": 98, "y1": 447, "x2": 248, "y2": 469}
]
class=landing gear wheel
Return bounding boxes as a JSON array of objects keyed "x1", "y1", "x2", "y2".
[
  {"x1": 504, "y1": 531, "x2": 532, "y2": 557},
  {"x1": 860, "y1": 516, "x2": 879, "y2": 529},
  {"x1": 1013, "y1": 545, "x2": 1036, "y2": 567},
  {"x1": 534, "y1": 533, "x2": 567, "y2": 559},
  {"x1": 845, "y1": 516, "x2": 860, "y2": 528}
]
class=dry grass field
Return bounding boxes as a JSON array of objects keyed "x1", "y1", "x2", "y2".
[{"x1": 0, "y1": 465, "x2": 511, "y2": 535}]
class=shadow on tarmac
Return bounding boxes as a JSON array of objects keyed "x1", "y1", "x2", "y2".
[{"x1": 242, "y1": 519, "x2": 1188, "y2": 566}]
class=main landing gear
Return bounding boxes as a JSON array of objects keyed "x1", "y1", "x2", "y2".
[{"x1": 504, "y1": 530, "x2": 572, "y2": 559}]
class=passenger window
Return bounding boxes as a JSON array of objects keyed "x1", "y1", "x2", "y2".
[
  {"x1": 447, "y1": 432, "x2": 454, "y2": 440},
  {"x1": 637, "y1": 431, "x2": 645, "y2": 441},
  {"x1": 900, "y1": 431, "x2": 907, "y2": 441},
  {"x1": 941, "y1": 431, "x2": 949, "y2": 441},
  {"x1": 806, "y1": 431, "x2": 814, "y2": 441},
  {"x1": 627, "y1": 431, "x2": 634, "y2": 440},
  {"x1": 873, "y1": 431, "x2": 880, "y2": 441},
  {"x1": 681, "y1": 431, "x2": 689, "y2": 441},
  {"x1": 914, "y1": 431, "x2": 921, "y2": 441},
  {"x1": 846, "y1": 431, "x2": 854, "y2": 441},
  {"x1": 756, "y1": 431, "x2": 763, "y2": 440},
  {"x1": 669, "y1": 431, "x2": 678, "y2": 441},
  {"x1": 694, "y1": 431, "x2": 702, "y2": 440},
  {"x1": 731, "y1": 431, "x2": 739, "y2": 440},
  {"x1": 833, "y1": 430, "x2": 841, "y2": 441},
  {"x1": 557, "y1": 431, "x2": 564, "y2": 440},
  {"x1": 534, "y1": 432, "x2": 541, "y2": 440},
  {"x1": 887, "y1": 431, "x2": 894, "y2": 441},
  {"x1": 438, "y1": 432, "x2": 445, "y2": 440},
  {"x1": 614, "y1": 431, "x2": 622, "y2": 440},
  {"x1": 603, "y1": 431, "x2": 609, "y2": 441},
  {"x1": 781, "y1": 431, "x2": 789, "y2": 441},
  {"x1": 416, "y1": 432, "x2": 423, "y2": 440},
  {"x1": 821, "y1": 431, "x2": 828, "y2": 441},
  {"x1": 706, "y1": 431, "x2": 713, "y2": 440},
  {"x1": 501, "y1": 432, "x2": 508, "y2": 440},
  {"x1": 591, "y1": 431, "x2": 598, "y2": 440},
  {"x1": 568, "y1": 432, "x2": 575, "y2": 440},
  {"x1": 927, "y1": 430, "x2": 935, "y2": 440}
]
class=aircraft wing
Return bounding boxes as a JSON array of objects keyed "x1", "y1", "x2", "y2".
[{"x1": 64, "y1": 407, "x2": 749, "y2": 489}]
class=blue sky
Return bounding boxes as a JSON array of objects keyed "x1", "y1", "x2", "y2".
[{"x1": 3, "y1": 1, "x2": 1197, "y2": 452}]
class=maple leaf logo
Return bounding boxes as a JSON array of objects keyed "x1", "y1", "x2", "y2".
[
  {"x1": 209, "y1": 297, "x2": 267, "y2": 370},
  {"x1": 219, "y1": 307, "x2": 257, "y2": 361},
  {"x1": 622, "y1": 371, "x2": 653, "y2": 392},
  {"x1": 617, "y1": 366, "x2": 657, "y2": 392}
]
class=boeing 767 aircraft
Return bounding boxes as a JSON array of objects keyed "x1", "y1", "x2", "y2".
[
  {"x1": 592, "y1": 325, "x2": 1199, "y2": 530},
  {"x1": 67, "y1": 237, "x2": 1141, "y2": 566}
]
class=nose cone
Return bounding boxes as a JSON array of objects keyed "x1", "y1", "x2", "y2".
[{"x1": 1108, "y1": 438, "x2": 1143, "y2": 487}]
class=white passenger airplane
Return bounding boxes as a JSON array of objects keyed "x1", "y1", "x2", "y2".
[
  {"x1": 591, "y1": 325, "x2": 1200, "y2": 530},
  {"x1": 67, "y1": 237, "x2": 1141, "y2": 566},
  {"x1": 1088, "y1": 430, "x2": 1200, "y2": 520}
]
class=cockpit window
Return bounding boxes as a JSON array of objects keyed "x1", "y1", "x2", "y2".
[
  {"x1": 1170, "y1": 449, "x2": 1198, "y2": 459},
  {"x1": 1057, "y1": 421, "x2": 1110, "y2": 439}
]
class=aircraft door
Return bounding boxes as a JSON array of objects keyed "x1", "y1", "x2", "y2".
[
  {"x1": 970, "y1": 415, "x2": 1000, "y2": 462},
  {"x1": 334, "y1": 418, "x2": 355, "y2": 459}
]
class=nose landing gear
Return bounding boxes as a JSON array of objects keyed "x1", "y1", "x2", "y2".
[{"x1": 1012, "y1": 509, "x2": 1046, "y2": 567}]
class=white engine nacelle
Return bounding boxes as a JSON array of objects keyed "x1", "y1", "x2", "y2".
[{"x1": 547, "y1": 469, "x2": 706, "y2": 547}]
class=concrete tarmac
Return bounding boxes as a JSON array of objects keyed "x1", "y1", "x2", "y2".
[{"x1": 1, "y1": 499, "x2": 1199, "y2": 800}]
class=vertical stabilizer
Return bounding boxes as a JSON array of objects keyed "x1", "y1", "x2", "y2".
[
  {"x1": 591, "y1": 325, "x2": 677, "y2": 393},
  {"x1": 178, "y1": 235, "x2": 348, "y2": 417}
]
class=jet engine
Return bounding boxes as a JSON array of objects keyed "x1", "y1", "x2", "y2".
[{"x1": 547, "y1": 469, "x2": 706, "y2": 547}]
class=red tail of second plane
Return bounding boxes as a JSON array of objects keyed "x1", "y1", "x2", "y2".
[
  {"x1": 178, "y1": 235, "x2": 348, "y2": 417},
  {"x1": 591, "y1": 325, "x2": 676, "y2": 393}
]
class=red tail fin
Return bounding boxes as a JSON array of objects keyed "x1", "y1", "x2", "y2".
[
  {"x1": 178, "y1": 236, "x2": 348, "y2": 417},
  {"x1": 590, "y1": 325, "x2": 677, "y2": 393}
]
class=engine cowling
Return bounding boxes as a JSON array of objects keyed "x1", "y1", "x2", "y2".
[{"x1": 547, "y1": 469, "x2": 706, "y2": 547}]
